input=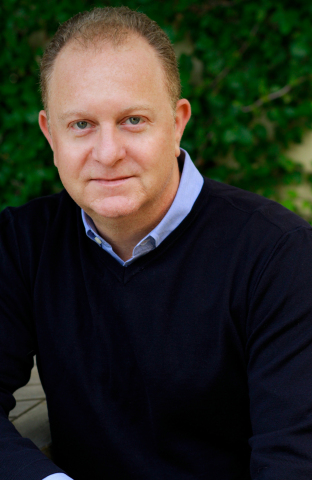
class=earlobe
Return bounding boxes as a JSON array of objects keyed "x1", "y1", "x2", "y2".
[
  {"x1": 174, "y1": 99, "x2": 191, "y2": 157},
  {"x1": 38, "y1": 110, "x2": 54, "y2": 151}
]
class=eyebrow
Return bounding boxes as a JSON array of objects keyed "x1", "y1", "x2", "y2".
[{"x1": 58, "y1": 105, "x2": 153, "y2": 121}]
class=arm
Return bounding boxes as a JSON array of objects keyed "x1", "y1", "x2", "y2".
[
  {"x1": 0, "y1": 209, "x2": 65, "y2": 479},
  {"x1": 247, "y1": 226, "x2": 312, "y2": 479}
]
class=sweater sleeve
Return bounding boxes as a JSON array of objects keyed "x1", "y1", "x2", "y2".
[
  {"x1": 0, "y1": 209, "x2": 65, "y2": 480},
  {"x1": 247, "y1": 226, "x2": 312, "y2": 479}
]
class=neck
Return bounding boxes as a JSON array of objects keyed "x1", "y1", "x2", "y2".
[{"x1": 93, "y1": 213, "x2": 162, "y2": 262}]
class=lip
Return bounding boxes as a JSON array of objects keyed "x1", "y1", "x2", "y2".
[{"x1": 91, "y1": 176, "x2": 133, "y2": 186}]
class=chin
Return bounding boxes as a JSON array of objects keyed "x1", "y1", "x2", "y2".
[{"x1": 87, "y1": 196, "x2": 141, "y2": 219}]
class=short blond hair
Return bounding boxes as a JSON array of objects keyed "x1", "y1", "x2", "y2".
[{"x1": 40, "y1": 6, "x2": 181, "y2": 112}]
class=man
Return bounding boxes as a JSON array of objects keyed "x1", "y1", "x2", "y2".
[{"x1": 1, "y1": 6, "x2": 312, "y2": 480}]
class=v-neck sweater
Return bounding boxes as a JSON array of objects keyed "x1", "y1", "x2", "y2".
[{"x1": 2, "y1": 178, "x2": 312, "y2": 480}]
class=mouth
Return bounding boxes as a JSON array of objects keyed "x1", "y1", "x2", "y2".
[{"x1": 91, "y1": 176, "x2": 132, "y2": 186}]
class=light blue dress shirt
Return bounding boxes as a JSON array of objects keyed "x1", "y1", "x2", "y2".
[{"x1": 43, "y1": 149, "x2": 203, "y2": 480}]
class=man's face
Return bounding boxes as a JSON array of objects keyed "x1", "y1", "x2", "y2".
[{"x1": 39, "y1": 36, "x2": 190, "y2": 228}]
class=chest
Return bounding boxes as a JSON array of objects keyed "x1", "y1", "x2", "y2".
[{"x1": 33, "y1": 241, "x2": 248, "y2": 420}]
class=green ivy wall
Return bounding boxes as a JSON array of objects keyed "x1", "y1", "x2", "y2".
[{"x1": 2, "y1": 0, "x2": 312, "y2": 219}]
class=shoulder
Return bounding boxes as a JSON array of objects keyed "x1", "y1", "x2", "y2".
[
  {"x1": 0, "y1": 190, "x2": 78, "y2": 261},
  {"x1": 202, "y1": 177, "x2": 311, "y2": 235},
  {"x1": 0, "y1": 190, "x2": 75, "y2": 233},
  {"x1": 0, "y1": 191, "x2": 79, "y2": 286}
]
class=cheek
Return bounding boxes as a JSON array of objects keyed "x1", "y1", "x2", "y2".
[
  {"x1": 133, "y1": 126, "x2": 175, "y2": 162},
  {"x1": 53, "y1": 141, "x2": 86, "y2": 176}
]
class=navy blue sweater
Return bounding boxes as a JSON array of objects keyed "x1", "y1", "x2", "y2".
[{"x1": 1, "y1": 178, "x2": 312, "y2": 480}]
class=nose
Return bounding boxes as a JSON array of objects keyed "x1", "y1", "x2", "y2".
[{"x1": 92, "y1": 125, "x2": 126, "y2": 166}]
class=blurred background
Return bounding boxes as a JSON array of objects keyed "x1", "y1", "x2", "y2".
[{"x1": 2, "y1": 0, "x2": 312, "y2": 221}]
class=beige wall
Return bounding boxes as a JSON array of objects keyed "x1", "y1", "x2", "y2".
[
  {"x1": 287, "y1": 131, "x2": 312, "y2": 173},
  {"x1": 281, "y1": 131, "x2": 312, "y2": 219}
]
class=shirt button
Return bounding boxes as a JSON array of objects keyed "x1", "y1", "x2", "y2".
[
  {"x1": 94, "y1": 237, "x2": 102, "y2": 245},
  {"x1": 141, "y1": 239, "x2": 149, "y2": 245}
]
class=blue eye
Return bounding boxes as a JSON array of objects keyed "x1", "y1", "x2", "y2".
[
  {"x1": 76, "y1": 121, "x2": 89, "y2": 129},
  {"x1": 127, "y1": 117, "x2": 141, "y2": 125}
]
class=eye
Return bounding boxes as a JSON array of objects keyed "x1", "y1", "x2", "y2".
[
  {"x1": 74, "y1": 121, "x2": 90, "y2": 130},
  {"x1": 125, "y1": 117, "x2": 142, "y2": 125}
]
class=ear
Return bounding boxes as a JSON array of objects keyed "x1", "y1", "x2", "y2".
[
  {"x1": 38, "y1": 110, "x2": 54, "y2": 151},
  {"x1": 174, "y1": 99, "x2": 191, "y2": 158}
]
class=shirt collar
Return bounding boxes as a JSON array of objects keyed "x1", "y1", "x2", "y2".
[{"x1": 142, "y1": 148, "x2": 203, "y2": 247}]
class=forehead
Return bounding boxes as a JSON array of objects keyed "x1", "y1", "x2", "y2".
[{"x1": 48, "y1": 35, "x2": 171, "y2": 114}]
